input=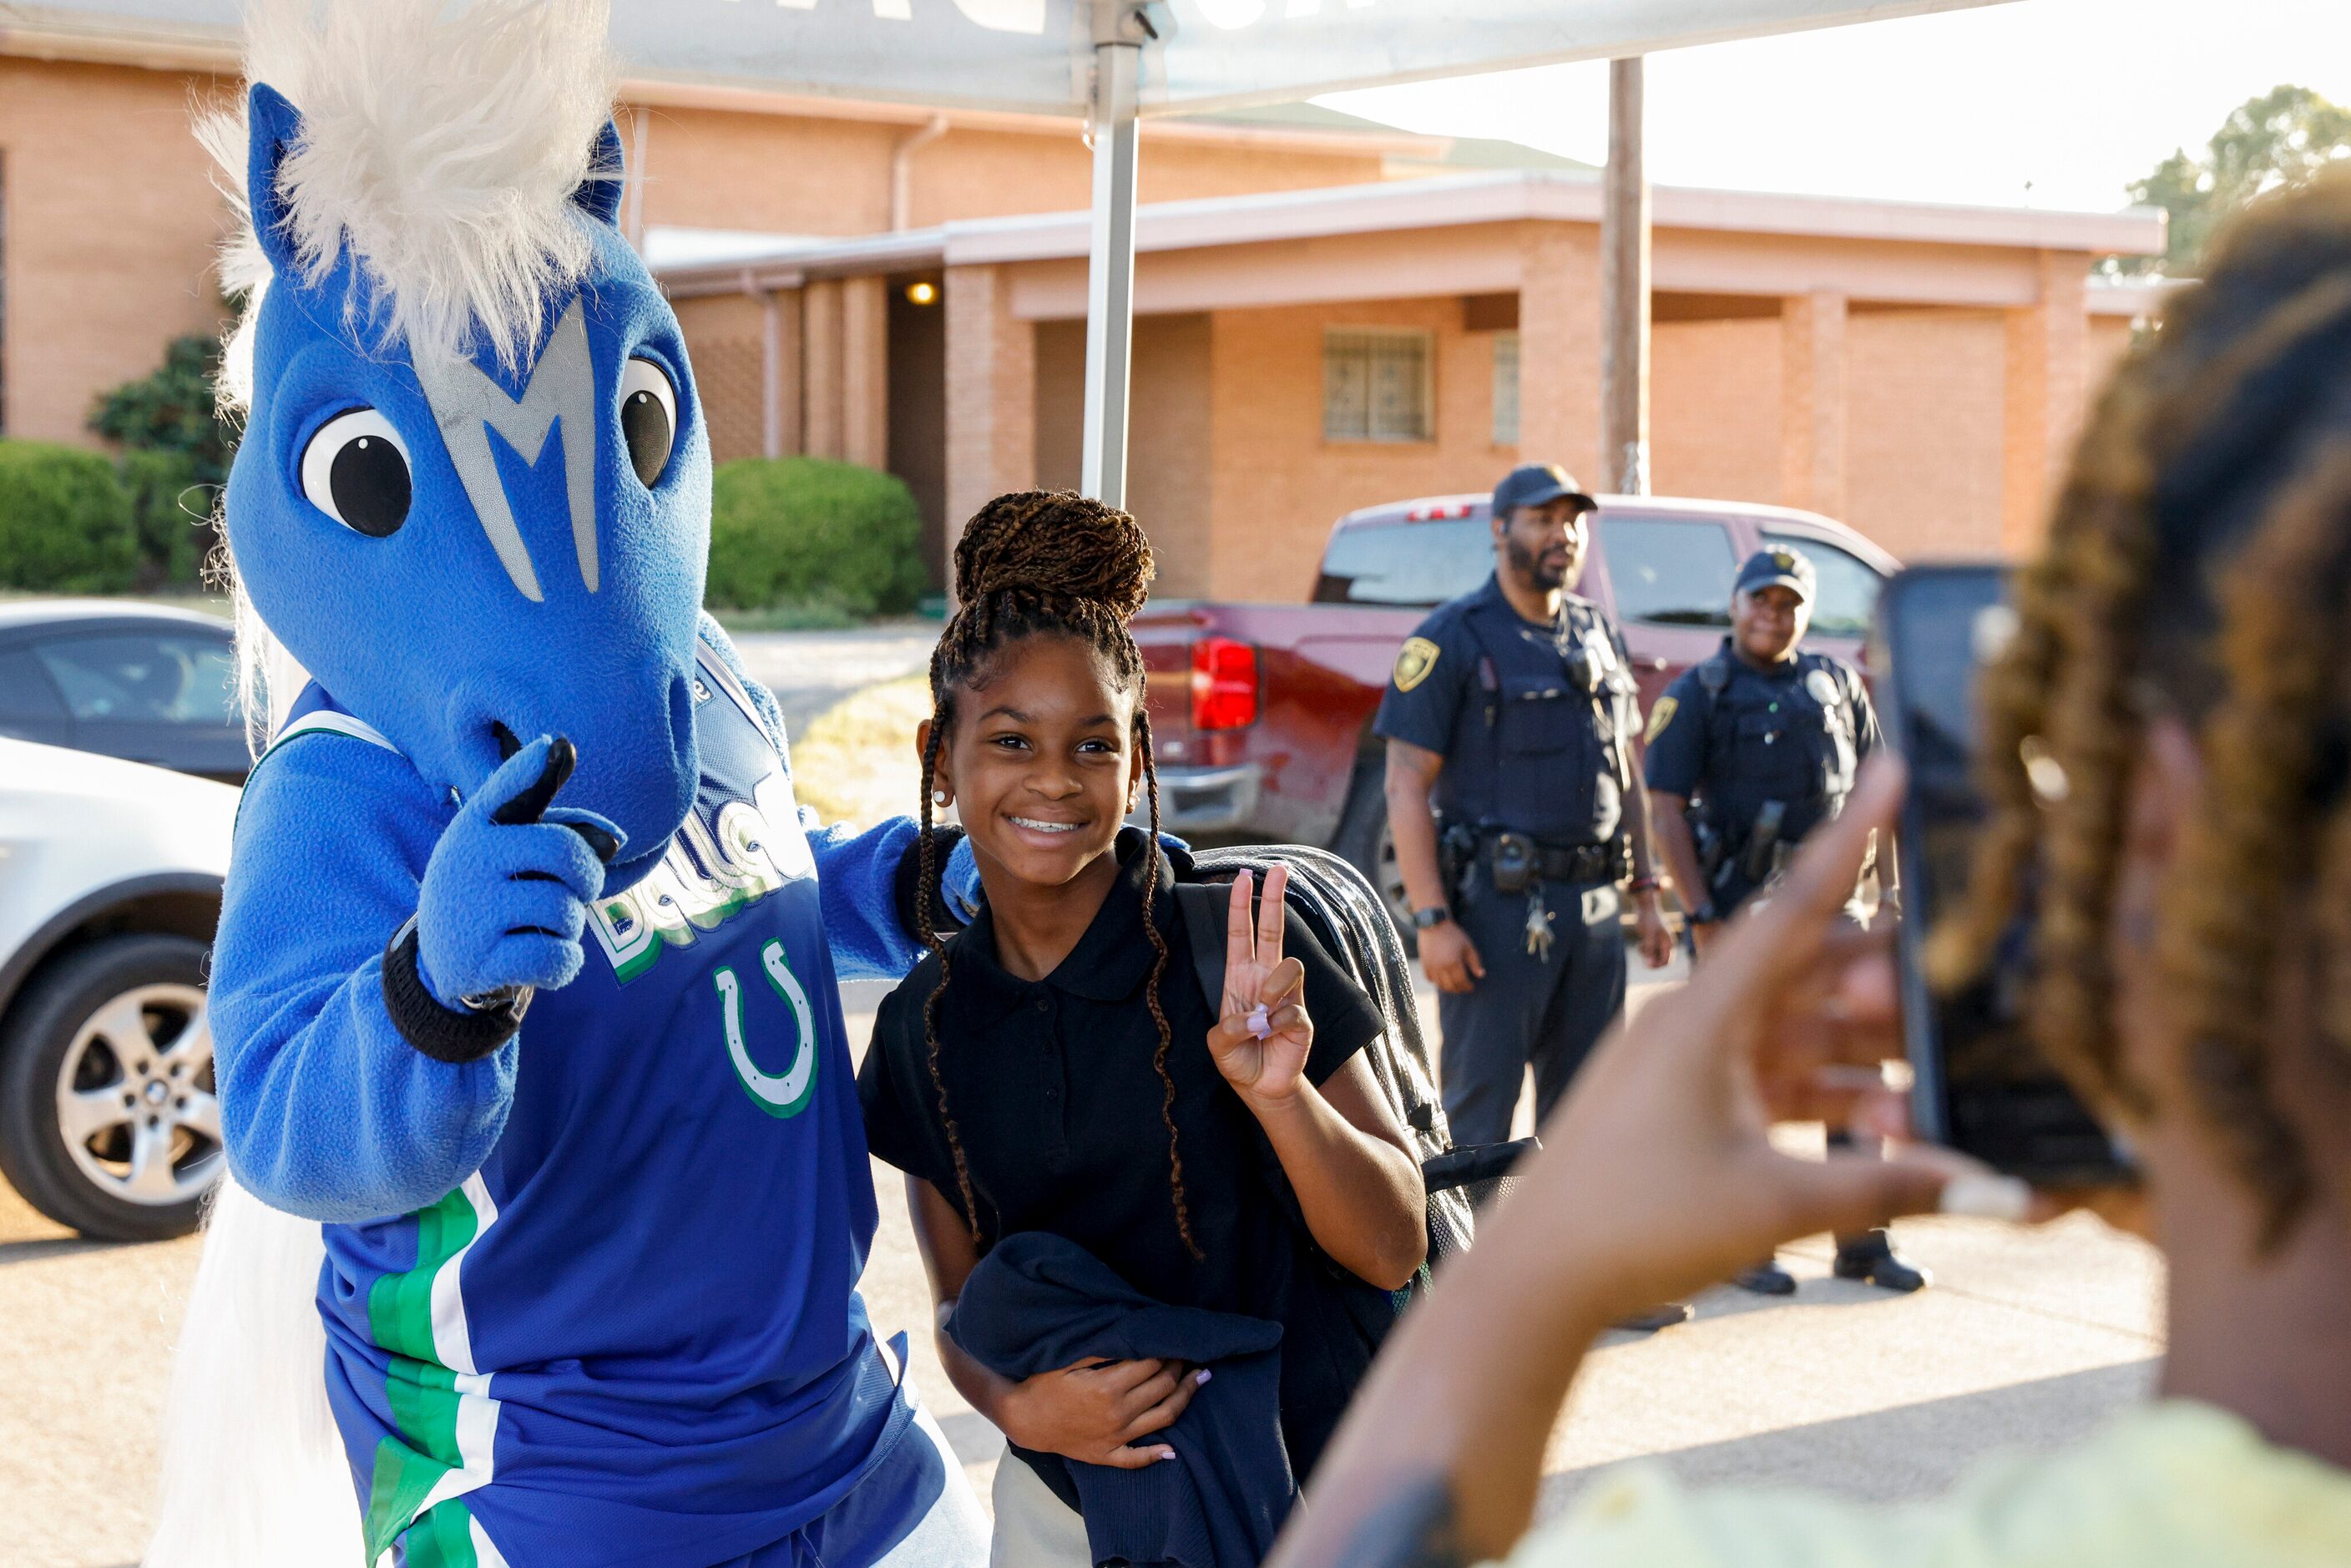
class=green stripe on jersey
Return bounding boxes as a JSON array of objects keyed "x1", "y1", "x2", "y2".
[
  {"x1": 368, "y1": 1187, "x2": 478, "y2": 1362},
  {"x1": 366, "y1": 1433, "x2": 453, "y2": 1566},
  {"x1": 402, "y1": 1499, "x2": 483, "y2": 1568}
]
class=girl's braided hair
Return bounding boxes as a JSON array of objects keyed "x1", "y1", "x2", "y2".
[
  {"x1": 913, "y1": 490, "x2": 1203, "y2": 1260},
  {"x1": 1936, "y1": 167, "x2": 2351, "y2": 1248}
]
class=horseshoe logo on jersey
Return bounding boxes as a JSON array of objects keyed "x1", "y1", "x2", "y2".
[{"x1": 714, "y1": 940, "x2": 819, "y2": 1119}]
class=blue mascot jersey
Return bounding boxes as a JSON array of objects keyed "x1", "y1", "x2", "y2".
[{"x1": 268, "y1": 648, "x2": 906, "y2": 1567}]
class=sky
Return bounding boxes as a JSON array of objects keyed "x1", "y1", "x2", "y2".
[{"x1": 1314, "y1": 0, "x2": 2351, "y2": 214}]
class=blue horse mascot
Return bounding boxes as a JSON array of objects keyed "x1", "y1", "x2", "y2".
[{"x1": 152, "y1": 4, "x2": 988, "y2": 1565}]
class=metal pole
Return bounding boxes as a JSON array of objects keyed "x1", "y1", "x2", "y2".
[
  {"x1": 1600, "y1": 55, "x2": 1651, "y2": 495},
  {"x1": 1081, "y1": 5, "x2": 1147, "y2": 508}
]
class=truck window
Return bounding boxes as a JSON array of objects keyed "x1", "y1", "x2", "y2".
[
  {"x1": 1760, "y1": 530, "x2": 1885, "y2": 639},
  {"x1": 1597, "y1": 517, "x2": 1737, "y2": 627},
  {"x1": 1313, "y1": 519, "x2": 1493, "y2": 606}
]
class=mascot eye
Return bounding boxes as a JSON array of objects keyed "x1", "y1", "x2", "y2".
[
  {"x1": 619, "y1": 356, "x2": 678, "y2": 488},
  {"x1": 299, "y1": 408, "x2": 412, "y2": 538}
]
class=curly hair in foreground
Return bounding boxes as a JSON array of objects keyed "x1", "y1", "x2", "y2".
[
  {"x1": 1938, "y1": 167, "x2": 2351, "y2": 1248},
  {"x1": 912, "y1": 491, "x2": 1203, "y2": 1260}
]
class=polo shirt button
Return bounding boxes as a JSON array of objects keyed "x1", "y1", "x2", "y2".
[{"x1": 1034, "y1": 997, "x2": 1051, "y2": 1013}]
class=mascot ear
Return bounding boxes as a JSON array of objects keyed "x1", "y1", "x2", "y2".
[
  {"x1": 246, "y1": 82, "x2": 305, "y2": 276},
  {"x1": 573, "y1": 118, "x2": 628, "y2": 230}
]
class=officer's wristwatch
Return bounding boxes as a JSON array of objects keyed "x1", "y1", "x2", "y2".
[{"x1": 1413, "y1": 906, "x2": 1453, "y2": 930}]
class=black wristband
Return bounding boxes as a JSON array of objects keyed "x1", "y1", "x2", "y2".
[
  {"x1": 897, "y1": 824, "x2": 973, "y2": 942},
  {"x1": 1688, "y1": 902, "x2": 1721, "y2": 927},
  {"x1": 381, "y1": 921, "x2": 528, "y2": 1064}
]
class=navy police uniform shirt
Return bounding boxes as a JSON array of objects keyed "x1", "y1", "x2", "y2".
[
  {"x1": 1643, "y1": 639, "x2": 1880, "y2": 912},
  {"x1": 1373, "y1": 573, "x2": 1641, "y2": 846}
]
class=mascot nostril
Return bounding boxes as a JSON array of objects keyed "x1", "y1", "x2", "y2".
[{"x1": 168, "y1": 3, "x2": 993, "y2": 1565}]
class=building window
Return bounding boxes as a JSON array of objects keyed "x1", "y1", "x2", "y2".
[
  {"x1": 1491, "y1": 330, "x2": 1519, "y2": 447},
  {"x1": 1323, "y1": 328, "x2": 1431, "y2": 443}
]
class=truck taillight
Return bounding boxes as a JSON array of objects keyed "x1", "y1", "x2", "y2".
[{"x1": 1191, "y1": 637, "x2": 1258, "y2": 731}]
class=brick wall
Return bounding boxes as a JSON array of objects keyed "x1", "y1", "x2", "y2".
[
  {"x1": 0, "y1": 59, "x2": 233, "y2": 446},
  {"x1": 1650, "y1": 316, "x2": 1781, "y2": 506},
  {"x1": 1198, "y1": 296, "x2": 1514, "y2": 603},
  {"x1": 674, "y1": 292, "x2": 771, "y2": 464},
  {"x1": 631, "y1": 107, "x2": 1387, "y2": 238},
  {"x1": 1848, "y1": 307, "x2": 2008, "y2": 559}
]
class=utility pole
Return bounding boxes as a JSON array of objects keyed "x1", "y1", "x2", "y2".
[
  {"x1": 1600, "y1": 54, "x2": 1651, "y2": 495},
  {"x1": 1080, "y1": 1, "x2": 1156, "y2": 509}
]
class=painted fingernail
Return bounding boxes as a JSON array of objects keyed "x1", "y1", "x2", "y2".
[
  {"x1": 1246, "y1": 1004, "x2": 1270, "y2": 1039},
  {"x1": 1158, "y1": 1449, "x2": 1177, "y2": 1461},
  {"x1": 1195, "y1": 1368, "x2": 1212, "y2": 1385}
]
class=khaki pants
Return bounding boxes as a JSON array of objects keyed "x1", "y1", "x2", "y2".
[{"x1": 988, "y1": 1453, "x2": 1091, "y2": 1568}]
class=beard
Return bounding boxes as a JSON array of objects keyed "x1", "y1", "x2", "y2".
[{"x1": 1507, "y1": 534, "x2": 1569, "y2": 590}]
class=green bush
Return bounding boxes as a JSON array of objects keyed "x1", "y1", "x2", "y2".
[
  {"x1": 706, "y1": 458, "x2": 927, "y2": 618},
  {"x1": 0, "y1": 441, "x2": 139, "y2": 593},
  {"x1": 121, "y1": 448, "x2": 220, "y2": 587},
  {"x1": 89, "y1": 335, "x2": 237, "y2": 487}
]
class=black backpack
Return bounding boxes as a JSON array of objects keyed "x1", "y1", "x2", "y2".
[{"x1": 1169, "y1": 843, "x2": 1539, "y2": 1298}]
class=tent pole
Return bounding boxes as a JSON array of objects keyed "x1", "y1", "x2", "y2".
[
  {"x1": 1081, "y1": 8, "x2": 1145, "y2": 508},
  {"x1": 1600, "y1": 54, "x2": 1651, "y2": 495}
]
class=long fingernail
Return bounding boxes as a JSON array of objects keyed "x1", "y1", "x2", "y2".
[
  {"x1": 1158, "y1": 1449, "x2": 1176, "y2": 1461},
  {"x1": 1195, "y1": 1368, "x2": 1212, "y2": 1385}
]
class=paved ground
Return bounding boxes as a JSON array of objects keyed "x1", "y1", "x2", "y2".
[
  {"x1": 0, "y1": 640, "x2": 2166, "y2": 1563},
  {"x1": 0, "y1": 958, "x2": 2161, "y2": 1567},
  {"x1": 728, "y1": 623, "x2": 939, "y2": 736}
]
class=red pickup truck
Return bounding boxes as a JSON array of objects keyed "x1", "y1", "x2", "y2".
[{"x1": 1135, "y1": 493, "x2": 1898, "y2": 928}]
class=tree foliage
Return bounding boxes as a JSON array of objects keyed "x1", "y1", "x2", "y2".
[
  {"x1": 2127, "y1": 85, "x2": 2351, "y2": 275},
  {"x1": 84, "y1": 334, "x2": 236, "y2": 586},
  {"x1": 88, "y1": 334, "x2": 238, "y2": 485}
]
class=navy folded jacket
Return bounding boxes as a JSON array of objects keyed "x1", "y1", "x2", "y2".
[{"x1": 948, "y1": 1231, "x2": 1294, "y2": 1567}]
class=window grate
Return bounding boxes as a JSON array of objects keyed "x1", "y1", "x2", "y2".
[
  {"x1": 1323, "y1": 328, "x2": 1431, "y2": 443},
  {"x1": 1491, "y1": 331, "x2": 1519, "y2": 447}
]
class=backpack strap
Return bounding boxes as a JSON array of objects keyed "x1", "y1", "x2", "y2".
[{"x1": 1173, "y1": 879, "x2": 1230, "y2": 1024}]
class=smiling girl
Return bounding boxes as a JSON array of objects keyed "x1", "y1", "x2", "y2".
[{"x1": 857, "y1": 492, "x2": 1427, "y2": 1564}]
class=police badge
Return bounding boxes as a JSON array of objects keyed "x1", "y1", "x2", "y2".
[
  {"x1": 1806, "y1": 667, "x2": 1842, "y2": 707},
  {"x1": 1393, "y1": 636, "x2": 1441, "y2": 692}
]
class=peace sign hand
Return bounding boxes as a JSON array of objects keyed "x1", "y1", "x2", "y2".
[{"x1": 1206, "y1": 866, "x2": 1314, "y2": 1106}]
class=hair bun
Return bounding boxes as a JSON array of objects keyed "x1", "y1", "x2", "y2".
[{"x1": 953, "y1": 490, "x2": 1155, "y2": 624}]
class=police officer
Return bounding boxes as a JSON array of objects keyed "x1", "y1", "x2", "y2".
[
  {"x1": 1644, "y1": 544, "x2": 1927, "y2": 1296},
  {"x1": 1377, "y1": 461, "x2": 1676, "y2": 1164}
]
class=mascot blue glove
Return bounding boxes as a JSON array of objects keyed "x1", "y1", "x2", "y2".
[
  {"x1": 185, "y1": 3, "x2": 988, "y2": 1565},
  {"x1": 410, "y1": 736, "x2": 616, "y2": 1010}
]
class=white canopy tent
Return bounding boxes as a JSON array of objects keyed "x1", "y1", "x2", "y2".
[{"x1": 8, "y1": 0, "x2": 2027, "y2": 501}]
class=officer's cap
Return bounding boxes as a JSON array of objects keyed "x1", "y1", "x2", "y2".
[
  {"x1": 1735, "y1": 546, "x2": 1817, "y2": 603},
  {"x1": 1492, "y1": 463, "x2": 1597, "y2": 518}
]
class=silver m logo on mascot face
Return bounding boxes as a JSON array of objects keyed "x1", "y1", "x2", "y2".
[{"x1": 417, "y1": 297, "x2": 601, "y2": 601}]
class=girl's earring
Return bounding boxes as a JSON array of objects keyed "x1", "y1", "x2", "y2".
[{"x1": 932, "y1": 790, "x2": 950, "y2": 807}]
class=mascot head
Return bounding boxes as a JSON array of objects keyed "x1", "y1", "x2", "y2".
[{"x1": 210, "y1": 0, "x2": 707, "y2": 891}]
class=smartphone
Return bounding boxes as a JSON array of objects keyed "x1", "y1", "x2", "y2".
[{"x1": 1873, "y1": 564, "x2": 2134, "y2": 1186}]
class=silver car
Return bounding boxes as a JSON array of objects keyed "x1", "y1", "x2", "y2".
[{"x1": 0, "y1": 737, "x2": 236, "y2": 1239}]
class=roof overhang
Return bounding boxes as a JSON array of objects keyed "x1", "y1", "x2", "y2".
[{"x1": 655, "y1": 169, "x2": 2169, "y2": 298}]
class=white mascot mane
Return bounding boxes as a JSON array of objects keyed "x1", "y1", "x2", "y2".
[{"x1": 149, "y1": 4, "x2": 617, "y2": 1564}]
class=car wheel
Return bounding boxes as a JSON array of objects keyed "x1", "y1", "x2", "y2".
[
  {"x1": 1332, "y1": 760, "x2": 1417, "y2": 956},
  {"x1": 0, "y1": 934, "x2": 223, "y2": 1241}
]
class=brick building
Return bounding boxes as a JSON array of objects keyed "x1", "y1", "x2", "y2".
[
  {"x1": 0, "y1": 28, "x2": 2166, "y2": 599},
  {"x1": 658, "y1": 178, "x2": 2166, "y2": 597}
]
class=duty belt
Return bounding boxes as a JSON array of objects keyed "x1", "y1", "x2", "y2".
[{"x1": 1483, "y1": 833, "x2": 1618, "y2": 888}]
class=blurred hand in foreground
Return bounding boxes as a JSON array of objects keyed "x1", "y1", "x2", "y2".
[{"x1": 1273, "y1": 754, "x2": 1974, "y2": 1568}]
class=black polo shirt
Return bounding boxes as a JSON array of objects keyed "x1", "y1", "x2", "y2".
[{"x1": 858, "y1": 830, "x2": 1388, "y2": 1476}]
